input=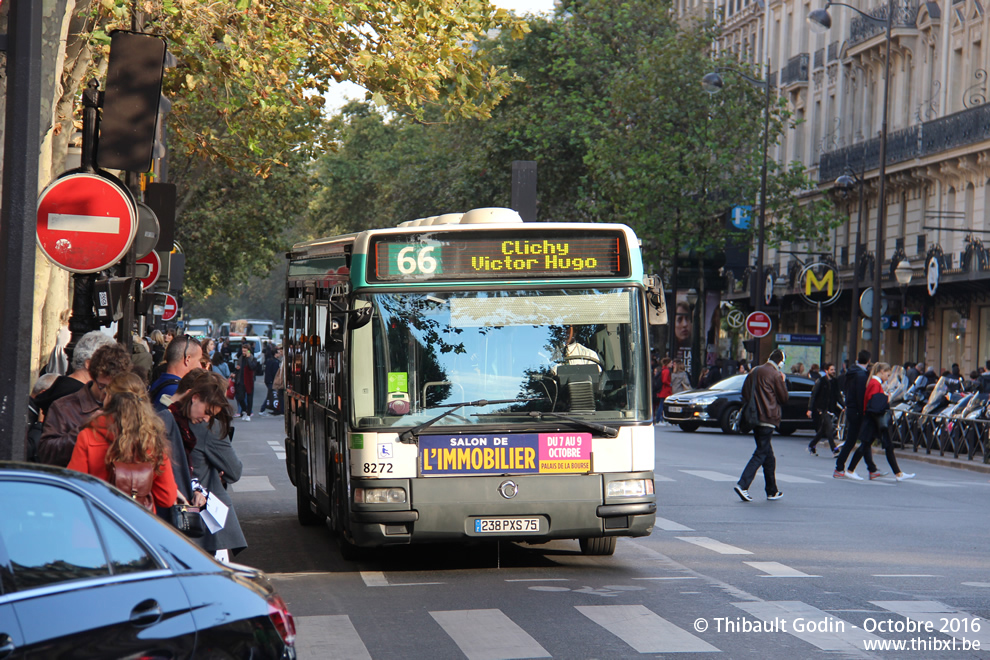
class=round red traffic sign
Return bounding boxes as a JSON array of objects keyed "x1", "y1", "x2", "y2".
[
  {"x1": 161, "y1": 293, "x2": 179, "y2": 322},
  {"x1": 36, "y1": 173, "x2": 137, "y2": 273},
  {"x1": 137, "y1": 251, "x2": 161, "y2": 291},
  {"x1": 745, "y1": 311, "x2": 772, "y2": 338}
]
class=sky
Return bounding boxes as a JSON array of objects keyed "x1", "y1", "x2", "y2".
[{"x1": 325, "y1": 0, "x2": 557, "y2": 110}]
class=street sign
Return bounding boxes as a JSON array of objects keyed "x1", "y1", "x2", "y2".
[
  {"x1": 137, "y1": 251, "x2": 161, "y2": 291},
  {"x1": 726, "y1": 308, "x2": 745, "y2": 329},
  {"x1": 36, "y1": 172, "x2": 137, "y2": 274},
  {"x1": 859, "y1": 288, "x2": 889, "y2": 317},
  {"x1": 798, "y1": 262, "x2": 842, "y2": 306},
  {"x1": 763, "y1": 271, "x2": 774, "y2": 306},
  {"x1": 745, "y1": 311, "x2": 772, "y2": 338},
  {"x1": 730, "y1": 205, "x2": 752, "y2": 230},
  {"x1": 161, "y1": 292, "x2": 179, "y2": 322},
  {"x1": 133, "y1": 202, "x2": 160, "y2": 259}
]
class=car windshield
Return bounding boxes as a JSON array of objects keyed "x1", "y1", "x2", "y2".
[
  {"x1": 350, "y1": 288, "x2": 650, "y2": 429},
  {"x1": 708, "y1": 374, "x2": 747, "y2": 391}
]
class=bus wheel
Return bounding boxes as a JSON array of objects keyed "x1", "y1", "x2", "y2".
[
  {"x1": 296, "y1": 487, "x2": 323, "y2": 526},
  {"x1": 579, "y1": 536, "x2": 616, "y2": 556}
]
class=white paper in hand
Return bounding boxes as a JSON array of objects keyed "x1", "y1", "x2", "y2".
[{"x1": 200, "y1": 493, "x2": 229, "y2": 533}]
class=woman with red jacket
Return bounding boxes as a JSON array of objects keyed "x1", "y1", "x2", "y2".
[
  {"x1": 848, "y1": 362, "x2": 915, "y2": 481},
  {"x1": 68, "y1": 373, "x2": 178, "y2": 509}
]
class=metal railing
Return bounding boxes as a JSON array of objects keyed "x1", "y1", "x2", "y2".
[{"x1": 889, "y1": 411, "x2": 990, "y2": 463}]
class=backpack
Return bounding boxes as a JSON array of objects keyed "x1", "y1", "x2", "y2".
[
  {"x1": 738, "y1": 372, "x2": 759, "y2": 433},
  {"x1": 107, "y1": 461, "x2": 156, "y2": 512}
]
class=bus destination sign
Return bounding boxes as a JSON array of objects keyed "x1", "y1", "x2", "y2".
[{"x1": 370, "y1": 230, "x2": 627, "y2": 281}]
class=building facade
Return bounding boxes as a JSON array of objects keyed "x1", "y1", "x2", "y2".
[{"x1": 710, "y1": 0, "x2": 990, "y2": 373}]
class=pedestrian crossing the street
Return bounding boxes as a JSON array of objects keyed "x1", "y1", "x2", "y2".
[{"x1": 291, "y1": 600, "x2": 985, "y2": 658}]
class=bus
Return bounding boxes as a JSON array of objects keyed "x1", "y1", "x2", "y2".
[{"x1": 283, "y1": 207, "x2": 667, "y2": 557}]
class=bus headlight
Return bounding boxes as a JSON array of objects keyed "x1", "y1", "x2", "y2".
[
  {"x1": 354, "y1": 487, "x2": 407, "y2": 504},
  {"x1": 606, "y1": 479, "x2": 654, "y2": 498}
]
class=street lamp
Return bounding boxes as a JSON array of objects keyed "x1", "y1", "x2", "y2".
[
  {"x1": 702, "y1": 63, "x2": 771, "y2": 365},
  {"x1": 810, "y1": 0, "x2": 893, "y2": 361},
  {"x1": 894, "y1": 258, "x2": 913, "y2": 311},
  {"x1": 836, "y1": 169, "x2": 867, "y2": 362}
]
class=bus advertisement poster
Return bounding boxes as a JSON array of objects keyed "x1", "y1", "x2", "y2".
[{"x1": 419, "y1": 433, "x2": 591, "y2": 475}]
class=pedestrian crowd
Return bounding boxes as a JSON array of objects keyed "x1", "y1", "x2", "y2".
[{"x1": 27, "y1": 320, "x2": 287, "y2": 563}]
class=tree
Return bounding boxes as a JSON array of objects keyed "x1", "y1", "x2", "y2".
[{"x1": 0, "y1": 0, "x2": 527, "y2": 372}]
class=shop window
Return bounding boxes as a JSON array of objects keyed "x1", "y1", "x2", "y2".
[
  {"x1": 979, "y1": 308, "x2": 990, "y2": 367},
  {"x1": 941, "y1": 309, "x2": 967, "y2": 371}
]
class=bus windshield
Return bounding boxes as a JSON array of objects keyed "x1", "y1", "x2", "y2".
[{"x1": 350, "y1": 287, "x2": 650, "y2": 429}]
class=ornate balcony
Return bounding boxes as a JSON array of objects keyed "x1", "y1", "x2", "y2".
[
  {"x1": 780, "y1": 53, "x2": 809, "y2": 87},
  {"x1": 921, "y1": 103, "x2": 990, "y2": 156},
  {"x1": 848, "y1": 0, "x2": 921, "y2": 47}
]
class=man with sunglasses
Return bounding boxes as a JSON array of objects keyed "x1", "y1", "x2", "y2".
[{"x1": 149, "y1": 334, "x2": 203, "y2": 412}]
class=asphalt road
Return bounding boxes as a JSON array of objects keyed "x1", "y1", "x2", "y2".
[{"x1": 225, "y1": 411, "x2": 990, "y2": 659}]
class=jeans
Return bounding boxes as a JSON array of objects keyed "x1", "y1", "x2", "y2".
[
  {"x1": 261, "y1": 384, "x2": 275, "y2": 411},
  {"x1": 847, "y1": 416, "x2": 885, "y2": 473},
  {"x1": 738, "y1": 425, "x2": 778, "y2": 494},
  {"x1": 237, "y1": 388, "x2": 253, "y2": 416},
  {"x1": 835, "y1": 412, "x2": 863, "y2": 471},
  {"x1": 808, "y1": 413, "x2": 837, "y2": 452}
]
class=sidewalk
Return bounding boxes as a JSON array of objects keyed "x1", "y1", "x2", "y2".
[{"x1": 892, "y1": 447, "x2": 990, "y2": 475}]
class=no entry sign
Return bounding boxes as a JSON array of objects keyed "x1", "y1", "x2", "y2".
[
  {"x1": 137, "y1": 251, "x2": 161, "y2": 291},
  {"x1": 36, "y1": 172, "x2": 137, "y2": 274},
  {"x1": 161, "y1": 293, "x2": 179, "y2": 322},
  {"x1": 745, "y1": 311, "x2": 772, "y2": 338}
]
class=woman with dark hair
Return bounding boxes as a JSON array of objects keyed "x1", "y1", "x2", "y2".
[
  {"x1": 211, "y1": 349, "x2": 231, "y2": 379},
  {"x1": 68, "y1": 373, "x2": 177, "y2": 511},
  {"x1": 163, "y1": 368, "x2": 246, "y2": 561}
]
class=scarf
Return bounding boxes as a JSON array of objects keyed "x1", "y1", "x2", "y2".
[{"x1": 168, "y1": 402, "x2": 197, "y2": 469}]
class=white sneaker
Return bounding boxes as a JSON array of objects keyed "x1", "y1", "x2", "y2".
[
  {"x1": 844, "y1": 470, "x2": 864, "y2": 481},
  {"x1": 895, "y1": 472, "x2": 915, "y2": 481},
  {"x1": 243, "y1": 415, "x2": 251, "y2": 422}
]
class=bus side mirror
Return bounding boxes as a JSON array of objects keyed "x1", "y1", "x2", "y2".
[
  {"x1": 326, "y1": 307, "x2": 373, "y2": 353},
  {"x1": 645, "y1": 275, "x2": 667, "y2": 326}
]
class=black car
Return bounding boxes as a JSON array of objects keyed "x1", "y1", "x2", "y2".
[
  {"x1": 662, "y1": 373, "x2": 816, "y2": 435},
  {"x1": 0, "y1": 463, "x2": 296, "y2": 659}
]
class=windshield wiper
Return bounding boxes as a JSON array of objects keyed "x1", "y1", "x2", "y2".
[
  {"x1": 527, "y1": 411, "x2": 619, "y2": 438},
  {"x1": 398, "y1": 397, "x2": 544, "y2": 444}
]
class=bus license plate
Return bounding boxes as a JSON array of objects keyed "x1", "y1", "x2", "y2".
[
  {"x1": 474, "y1": 517, "x2": 541, "y2": 533},
  {"x1": 668, "y1": 406, "x2": 682, "y2": 413}
]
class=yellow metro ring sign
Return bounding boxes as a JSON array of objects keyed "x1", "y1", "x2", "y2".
[{"x1": 799, "y1": 262, "x2": 842, "y2": 306}]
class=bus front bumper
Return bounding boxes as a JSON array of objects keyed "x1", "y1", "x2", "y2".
[{"x1": 345, "y1": 471, "x2": 656, "y2": 548}]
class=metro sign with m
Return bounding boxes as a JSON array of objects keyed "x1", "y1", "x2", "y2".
[{"x1": 799, "y1": 262, "x2": 841, "y2": 306}]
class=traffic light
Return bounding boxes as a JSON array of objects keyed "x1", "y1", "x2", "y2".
[
  {"x1": 94, "y1": 277, "x2": 132, "y2": 326},
  {"x1": 98, "y1": 31, "x2": 167, "y2": 172}
]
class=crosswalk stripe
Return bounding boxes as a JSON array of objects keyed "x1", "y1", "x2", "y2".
[
  {"x1": 577, "y1": 605, "x2": 719, "y2": 653},
  {"x1": 430, "y1": 609, "x2": 551, "y2": 660},
  {"x1": 229, "y1": 475, "x2": 275, "y2": 492},
  {"x1": 734, "y1": 601, "x2": 880, "y2": 652},
  {"x1": 676, "y1": 536, "x2": 752, "y2": 554},
  {"x1": 295, "y1": 615, "x2": 372, "y2": 660},
  {"x1": 774, "y1": 473, "x2": 822, "y2": 484},
  {"x1": 654, "y1": 516, "x2": 694, "y2": 531},
  {"x1": 653, "y1": 475, "x2": 676, "y2": 482},
  {"x1": 360, "y1": 571, "x2": 389, "y2": 587},
  {"x1": 908, "y1": 479, "x2": 962, "y2": 488},
  {"x1": 873, "y1": 600, "x2": 990, "y2": 646},
  {"x1": 679, "y1": 469, "x2": 737, "y2": 481},
  {"x1": 744, "y1": 562, "x2": 820, "y2": 578}
]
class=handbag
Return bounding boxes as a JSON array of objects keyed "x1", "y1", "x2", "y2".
[
  {"x1": 170, "y1": 503, "x2": 205, "y2": 538},
  {"x1": 872, "y1": 409, "x2": 892, "y2": 432},
  {"x1": 226, "y1": 377, "x2": 236, "y2": 400}
]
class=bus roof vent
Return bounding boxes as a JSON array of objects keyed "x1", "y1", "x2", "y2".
[
  {"x1": 433, "y1": 213, "x2": 463, "y2": 225},
  {"x1": 460, "y1": 207, "x2": 523, "y2": 224}
]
